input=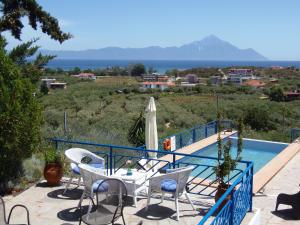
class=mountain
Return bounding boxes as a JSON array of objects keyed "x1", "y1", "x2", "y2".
[{"x1": 42, "y1": 35, "x2": 267, "y2": 61}]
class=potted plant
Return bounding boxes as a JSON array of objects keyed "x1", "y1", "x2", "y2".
[
  {"x1": 125, "y1": 160, "x2": 134, "y2": 176},
  {"x1": 43, "y1": 147, "x2": 63, "y2": 186},
  {"x1": 214, "y1": 113, "x2": 243, "y2": 205}
]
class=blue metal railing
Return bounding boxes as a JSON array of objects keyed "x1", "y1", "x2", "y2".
[
  {"x1": 153, "y1": 120, "x2": 233, "y2": 152},
  {"x1": 52, "y1": 135, "x2": 252, "y2": 225},
  {"x1": 291, "y1": 128, "x2": 300, "y2": 142},
  {"x1": 198, "y1": 161, "x2": 253, "y2": 225}
]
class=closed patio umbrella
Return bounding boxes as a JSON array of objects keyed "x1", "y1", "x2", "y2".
[{"x1": 145, "y1": 97, "x2": 158, "y2": 159}]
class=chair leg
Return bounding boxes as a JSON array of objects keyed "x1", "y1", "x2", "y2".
[
  {"x1": 133, "y1": 191, "x2": 137, "y2": 208},
  {"x1": 185, "y1": 192, "x2": 195, "y2": 210},
  {"x1": 175, "y1": 195, "x2": 180, "y2": 221},
  {"x1": 122, "y1": 213, "x2": 126, "y2": 225},
  {"x1": 63, "y1": 176, "x2": 73, "y2": 194},
  {"x1": 78, "y1": 192, "x2": 85, "y2": 208},
  {"x1": 275, "y1": 201, "x2": 280, "y2": 211},
  {"x1": 161, "y1": 192, "x2": 165, "y2": 203},
  {"x1": 77, "y1": 176, "x2": 81, "y2": 186},
  {"x1": 146, "y1": 192, "x2": 151, "y2": 210}
]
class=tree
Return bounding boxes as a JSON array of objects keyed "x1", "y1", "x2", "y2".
[
  {"x1": 148, "y1": 67, "x2": 157, "y2": 74},
  {"x1": 0, "y1": 40, "x2": 42, "y2": 192},
  {"x1": 127, "y1": 112, "x2": 145, "y2": 147},
  {"x1": 269, "y1": 86, "x2": 285, "y2": 102},
  {"x1": 40, "y1": 81, "x2": 49, "y2": 95},
  {"x1": 0, "y1": 0, "x2": 71, "y2": 193},
  {"x1": 130, "y1": 63, "x2": 146, "y2": 76},
  {"x1": 0, "y1": 0, "x2": 71, "y2": 43},
  {"x1": 243, "y1": 104, "x2": 273, "y2": 131}
]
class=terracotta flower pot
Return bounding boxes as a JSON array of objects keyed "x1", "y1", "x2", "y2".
[
  {"x1": 44, "y1": 163, "x2": 63, "y2": 186},
  {"x1": 214, "y1": 183, "x2": 233, "y2": 213}
]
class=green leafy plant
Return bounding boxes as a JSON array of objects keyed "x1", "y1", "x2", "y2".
[
  {"x1": 214, "y1": 113, "x2": 243, "y2": 186},
  {"x1": 127, "y1": 111, "x2": 145, "y2": 147},
  {"x1": 44, "y1": 147, "x2": 61, "y2": 164}
]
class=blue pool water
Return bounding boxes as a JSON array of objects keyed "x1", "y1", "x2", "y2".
[{"x1": 179, "y1": 137, "x2": 288, "y2": 178}]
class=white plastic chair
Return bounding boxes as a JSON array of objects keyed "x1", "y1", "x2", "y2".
[
  {"x1": 77, "y1": 163, "x2": 109, "y2": 209},
  {"x1": 146, "y1": 166, "x2": 195, "y2": 221},
  {"x1": 64, "y1": 148, "x2": 105, "y2": 194}
]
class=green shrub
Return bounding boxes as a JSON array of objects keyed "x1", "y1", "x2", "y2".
[{"x1": 0, "y1": 44, "x2": 42, "y2": 193}]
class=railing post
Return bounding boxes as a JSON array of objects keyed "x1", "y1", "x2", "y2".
[
  {"x1": 192, "y1": 128, "x2": 196, "y2": 143},
  {"x1": 179, "y1": 134, "x2": 183, "y2": 148},
  {"x1": 109, "y1": 147, "x2": 113, "y2": 175},
  {"x1": 214, "y1": 121, "x2": 218, "y2": 134},
  {"x1": 205, "y1": 125, "x2": 208, "y2": 138},
  {"x1": 250, "y1": 163, "x2": 254, "y2": 212},
  {"x1": 230, "y1": 191, "x2": 235, "y2": 225},
  {"x1": 172, "y1": 154, "x2": 176, "y2": 169},
  {"x1": 55, "y1": 140, "x2": 58, "y2": 150}
]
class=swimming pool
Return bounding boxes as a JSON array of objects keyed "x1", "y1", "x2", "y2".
[{"x1": 179, "y1": 136, "x2": 288, "y2": 178}]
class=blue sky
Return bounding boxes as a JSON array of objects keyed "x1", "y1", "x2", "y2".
[{"x1": 3, "y1": 0, "x2": 300, "y2": 60}]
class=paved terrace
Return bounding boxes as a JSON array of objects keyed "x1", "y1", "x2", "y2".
[
  {"x1": 4, "y1": 180, "x2": 217, "y2": 225},
  {"x1": 251, "y1": 145, "x2": 300, "y2": 225},
  {"x1": 5, "y1": 132, "x2": 299, "y2": 225},
  {"x1": 3, "y1": 133, "x2": 238, "y2": 225}
]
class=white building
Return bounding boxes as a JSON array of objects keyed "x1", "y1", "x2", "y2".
[
  {"x1": 41, "y1": 78, "x2": 56, "y2": 88},
  {"x1": 227, "y1": 69, "x2": 255, "y2": 85}
]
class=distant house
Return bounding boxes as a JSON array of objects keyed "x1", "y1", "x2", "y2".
[
  {"x1": 271, "y1": 66, "x2": 284, "y2": 70},
  {"x1": 142, "y1": 73, "x2": 169, "y2": 82},
  {"x1": 185, "y1": 74, "x2": 198, "y2": 84},
  {"x1": 210, "y1": 75, "x2": 225, "y2": 86},
  {"x1": 284, "y1": 91, "x2": 300, "y2": 101},
  {"x1": 227, "y1": 68, "x2": 255, "y2": 85},
  {"x1": 71, "y1": 73, "x2": 96, "y2": 80},
  {"x1": 49, "y1": 82, "x2": 67, "y2": 89},
  {"x1": 142, "y1": 81, "x2": 175, "y2": 91},
  {"x1": 243, "y1": 79, "x2": 266, "y2": 88},
  {"x1": 41, "y1": 78, "x2": 56, "y2": 88},
  {"x1": 181, "y1": 82, "x2": 197, "y2": 87},
  {"x1": 269, "y1": 78, "x2": 278, "y2": 83}
]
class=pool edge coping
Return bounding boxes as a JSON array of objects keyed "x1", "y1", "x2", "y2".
[{"x1": 253, "y1": 140, "x2": 300, "y2": 193}]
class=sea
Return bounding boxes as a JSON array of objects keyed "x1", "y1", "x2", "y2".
[{"x1": 46, "y1": 59, "x2": 300, "y2": 73}]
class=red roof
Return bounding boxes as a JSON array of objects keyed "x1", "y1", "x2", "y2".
[{"x1": 243, "y1": 80, "x2": 265, "y2": 88}]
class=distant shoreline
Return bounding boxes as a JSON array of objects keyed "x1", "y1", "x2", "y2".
[{"x1": 46, "y1": 59, "x2": 300, "y2": 73}]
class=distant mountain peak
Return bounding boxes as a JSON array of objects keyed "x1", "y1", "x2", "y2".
[{"x1": 42, "y1": 35, "x2": 268, "y2": 61}]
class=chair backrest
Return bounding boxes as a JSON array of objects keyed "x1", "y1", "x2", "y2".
[
  {"x1": 0, "y1": 197, "x2": 7, "y2": 225},
  {"x1": 95, "y1": 178, "x2": 127, "y2": 224},
  {"x1": 78, "y1": 163, "x2": 109, "y2": 195},
  {"x1": 65, "y1": 148, "x2": 104, "y2": 165},
  {"x1": 168, "y1": 166, "x2": 194, "y2": 194}
]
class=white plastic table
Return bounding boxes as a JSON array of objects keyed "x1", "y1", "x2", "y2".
[{"x1": 112, "y1": 168, "x2": 148, "y2": 207}]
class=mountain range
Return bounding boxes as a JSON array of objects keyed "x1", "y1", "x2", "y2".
[{"x1": 42, "y1": 35, "x2": 267, "y2": 61}]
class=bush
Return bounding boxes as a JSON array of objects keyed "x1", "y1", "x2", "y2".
[
  {"x1": 0, "y1": 44, "x2": 42, "y2": 193},
  {"x1": 269, "y1": 86, "x2": 285, "y2": 102},
  {"x1": 243, "y1": 104, "x2": 274, "y2": 131}
]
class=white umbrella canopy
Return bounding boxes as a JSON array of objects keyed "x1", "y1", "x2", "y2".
[{"x1": 145, "y1": 97, "x2": 158, "y2": 158}]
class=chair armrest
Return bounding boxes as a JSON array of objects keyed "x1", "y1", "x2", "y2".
[
  {"x1": 166, "y1": 167, "x2": 184, "y2": 173},
  {"x1": 8, "y1": 204, "x2": 30, "y2": 225}
]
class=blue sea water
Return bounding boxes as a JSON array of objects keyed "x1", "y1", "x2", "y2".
[{"x1": 46, "y1": 59, "x2": 300, "y2": 73}]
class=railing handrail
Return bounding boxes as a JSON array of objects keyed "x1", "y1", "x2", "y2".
[
  {"x1": 198, "y1": 161, "x2": 253, "y2": 225},
  {"x1": 51, "y1": 137, "x2": 251, "y2": 164}
]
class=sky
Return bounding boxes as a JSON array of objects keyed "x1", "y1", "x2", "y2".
[{"x1": 3, "y1": 0, "x2": 300, "y2": 60}]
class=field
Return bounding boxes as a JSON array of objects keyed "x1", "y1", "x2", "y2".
[{"x1": 40, "y1": 73, "x2": 300, "y2": 146}]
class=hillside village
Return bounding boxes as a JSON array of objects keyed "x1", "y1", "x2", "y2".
[{"x1": 41, "y1": 65, "x2": 300, "y2": 101}]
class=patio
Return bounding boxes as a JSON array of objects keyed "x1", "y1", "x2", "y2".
[
  {"x1": 2, "y1": 121, "x2": 253, "y2": 225},
  {"x1": 4, "y1": 179, "x2": 214, "y2": 225}
]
